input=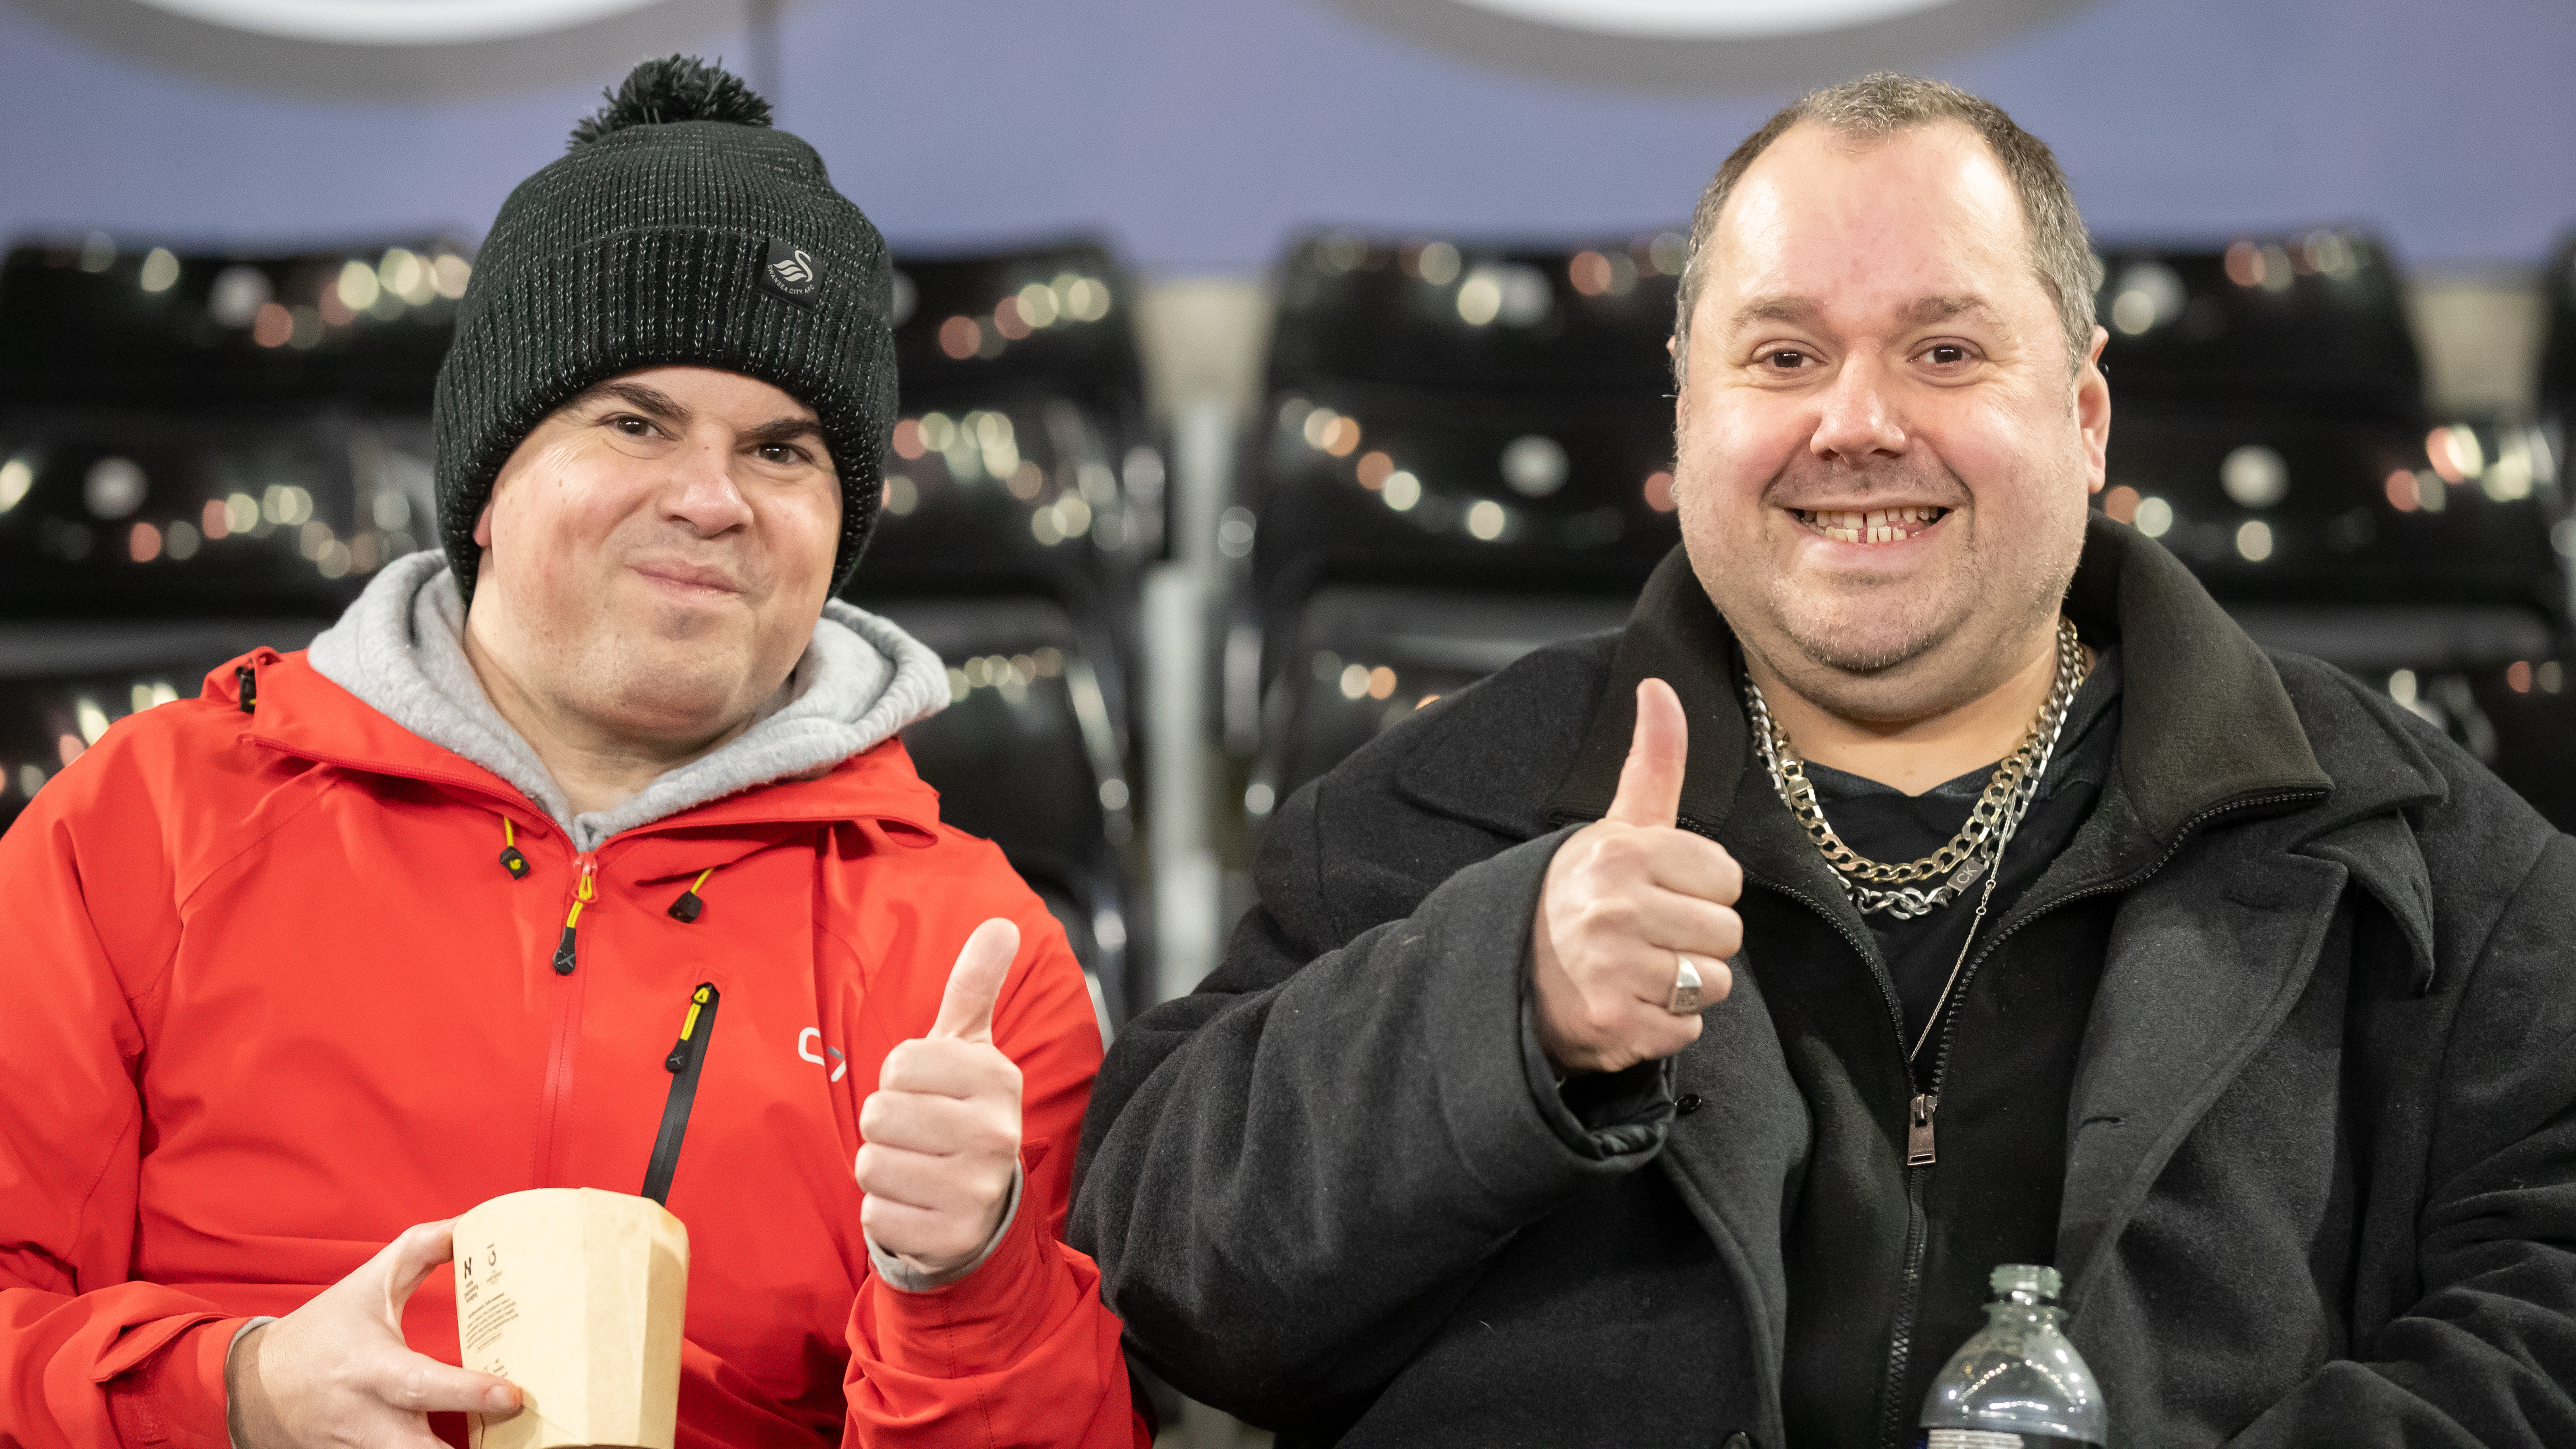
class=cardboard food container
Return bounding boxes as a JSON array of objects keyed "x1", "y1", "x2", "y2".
[{"x1": 452, "y1": 1188, "x2": 690, "y2": 1449}]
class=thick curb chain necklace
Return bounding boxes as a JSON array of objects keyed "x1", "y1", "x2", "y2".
[{"x1": 1745, "y1": 616, "x2": 2089, "y2": 922}]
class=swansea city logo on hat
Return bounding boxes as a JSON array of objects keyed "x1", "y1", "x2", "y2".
[{"x1": 761, "y1": 238, "x2": 821, "y2": 306}]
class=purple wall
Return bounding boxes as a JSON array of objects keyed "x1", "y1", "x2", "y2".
[{"x1": 1, "y1": 0, "x2": 2571, "y2": 272}]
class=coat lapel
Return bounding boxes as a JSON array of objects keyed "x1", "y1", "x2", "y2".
[{"x1": 2057, "y1": 837, "x2": 2350, "y2": 1313}]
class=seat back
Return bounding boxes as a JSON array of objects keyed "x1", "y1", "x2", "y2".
[
  {"x1": 869, "y1": 595, "x2": 1139, "y2": 1027},
  {"x1": 1236, "y1": 230, "x2": 1685, "y2": 809},
  {"x1": 886, "y1": 236, "x2": 1161, "y2": 559},
  {"x1": 0, "y1": 240, "x2": 454, "y2": 620},
  {"x1": 2095, "y1": 228, "x2": 2422, "y2": 425},
  {"x1": 2091, "y1": 229, "x2": 2562, "y2": 636}
]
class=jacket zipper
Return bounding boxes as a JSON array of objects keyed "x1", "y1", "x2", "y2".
[
  {"x1": 642, "y1": 982, "x2": 723, "y2": 1205},
  {"x1": 1707, "y1": 809, "x2": 1931, "y2": 1449},
  {"x1": 532, "y1": 851, "x2": 599, "y2": 1186},
  {"x1": 1706, "y1": 787, "x2": 2326, "y2": 1449}
]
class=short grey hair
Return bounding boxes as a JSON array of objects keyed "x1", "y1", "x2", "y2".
[{"x1": 1672, "y1": 72, "x2": 2103, "y2": 384}]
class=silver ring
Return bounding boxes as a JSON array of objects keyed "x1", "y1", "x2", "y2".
[{"x1": 1666, "y1": 953, "x2": 1704, "y2": 1015}]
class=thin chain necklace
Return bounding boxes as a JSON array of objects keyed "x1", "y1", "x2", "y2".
[
  {"x1": 1745, "y1": 616, "x2": 2087, "y2": 921},
  {"x1": 1747, "y1": 618, "x2": 2090, "y2": 1061}
]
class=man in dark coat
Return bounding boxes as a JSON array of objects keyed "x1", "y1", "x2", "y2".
[{"x1": 1071, "y1": 72, "x2": 2576, "y2": 1449}]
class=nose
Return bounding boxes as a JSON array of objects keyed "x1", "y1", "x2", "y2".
[
  {"x1": 1809, "y1": 350, "x2": 1908, "y2": 465},
  {"x1": 666, "y1": 437, "x2": 755, "y2": 535}
]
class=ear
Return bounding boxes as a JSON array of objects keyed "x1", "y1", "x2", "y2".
[
  {"x1": 2077, "y1": 324, "x2": 2111, "y2": 495},
  {"x1": 472, "y1": 497, "x2": 498, "y2": 548},
  {"x1": 1669, "y1": 334, "x2": 1689, "y2": 432}
]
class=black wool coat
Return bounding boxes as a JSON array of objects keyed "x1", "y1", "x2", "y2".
[{"x1": 1072, "y1": 519, "x2": 2576, "y2": 1448}]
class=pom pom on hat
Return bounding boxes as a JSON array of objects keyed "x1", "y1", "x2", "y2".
[{"x1": 571, "y1": 56, "x2": 774, "y2": 149}]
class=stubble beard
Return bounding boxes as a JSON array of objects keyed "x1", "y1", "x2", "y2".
[{"x1": 1709, "y1": 493, "x2": 2081, "y2": 726}]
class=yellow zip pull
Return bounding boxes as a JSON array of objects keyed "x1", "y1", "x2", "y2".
[
  {"x1": 665, "y1": 983, "x2": 715, "y2": 1071},
  {"x1": 498, "y1": 816, "x2": 530, "y2": 879}
]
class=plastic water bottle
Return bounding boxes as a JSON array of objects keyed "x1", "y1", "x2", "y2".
[{"x1": 1916, "y1": 1264, "x2": 2107, "y2": 1449}]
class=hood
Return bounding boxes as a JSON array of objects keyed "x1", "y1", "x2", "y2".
[{"x1": 307, "y1": 550, "x2": 949, "y2": 851}]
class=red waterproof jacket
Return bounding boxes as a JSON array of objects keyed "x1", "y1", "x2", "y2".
[{"x1": 0, "y1": 648, "x2": 1146, "y2": 1448}]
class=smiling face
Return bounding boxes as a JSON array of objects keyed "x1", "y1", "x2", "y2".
[
  {"x1": 466, "y1": 365, "x2": 841, "y2": 751},
  {"x1": 1673, "y1": 119, "x2": 2109, "y2": 725}
]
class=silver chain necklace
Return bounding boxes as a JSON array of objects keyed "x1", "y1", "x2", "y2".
[
  {"x1": 1745, "y1": 616, "x2": 2088, "y2": 921},
  {"x1": 1746, "y1": 617, "x2": 2090, "y2": 1061}
]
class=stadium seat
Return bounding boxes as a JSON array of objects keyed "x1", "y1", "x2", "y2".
[
  {"x1": 2095, "y1": 228, "x2": 2423, "y2": 425},
  {"x1": 868, "y1": 595, "x2": 1138, "y2": 1032},
  {"x1": 0, "y1": 238, "x2": 454, "y2": 823},
  {"x1": 1237, "y1": 229, "x2": 1687, "y2": 817},
  {"x1": 2093, "y1": 229, "x2": 2575, "y2": 828},
  {"x1": 856, "y1": 238, "x2": 1162, "y2": 1024},
  {"x1": 2094, "y1": 412, "x2": 2559, "y2": 633},
  {"x1": 0, "y1": 240, "x2": 456, "y2": 619},
  {"x1": 1248, "y1": 586, "x2": 1632, "y2": 812},
  {"x1": 884, "y1": 237, "x2": 1161, "y2": 562},
  {"x1": 860, "y1": 382, "x2": 1146, "y2": 734}
]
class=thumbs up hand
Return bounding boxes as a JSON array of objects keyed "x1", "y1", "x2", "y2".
[
  {"x1": 857, "y1": 918, "x2": 1026, "y2": 1278},
  {"x1": 1531, "y1": 679, "x2": 1744, "y2": 1076}
]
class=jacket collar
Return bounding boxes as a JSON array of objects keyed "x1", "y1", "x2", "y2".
[{"x1": 217, "y1": 649, "x2": 946, "y2": 851}]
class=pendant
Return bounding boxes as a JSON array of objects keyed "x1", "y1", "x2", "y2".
[{"x1": 1947, "y1": 857, "x2": 1987, "y2": 893}]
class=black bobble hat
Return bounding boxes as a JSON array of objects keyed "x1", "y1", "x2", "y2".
[{"x1": 432, "y1": 56, "x2": 897, "y2": 604}]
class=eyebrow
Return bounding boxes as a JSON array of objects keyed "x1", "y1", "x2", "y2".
[
  {"x1": 1730, "y1": 296, "x2": 1822, "y2": 330},
  {"x1": 572, "y1": 379, "x2": 689, "y2": 424},
  {"x1": 1899, "y1": 294, "x2": 2000, "y2": 327},
  {"x1": 740, "y1": 415, "x2": 826, "y2": 448},
  {"x1": 1725, "y1": 293, "x2": 2003, "y2": 331}
]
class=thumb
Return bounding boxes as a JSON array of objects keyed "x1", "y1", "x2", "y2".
[
  {"x1": 1604, "y1": 677, "x2": 1688, "y2": 829},
  {"x1": 383, "y1": 1349, "x2": 524, "y2": 1418},
  {"x1": 929, "y1": 917, "x2": 1020, "y2": 1043},
  {"x1": 366, "y1": 1223, "x2": 524, "y2": 1414}
]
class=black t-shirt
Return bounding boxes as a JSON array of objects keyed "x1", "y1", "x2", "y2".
[{"x1": 1799, "y1": 645, "x2": 2125, "y2": 1078}]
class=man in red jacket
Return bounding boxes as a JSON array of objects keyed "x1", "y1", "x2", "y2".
[{"x1": 0, "y1": 58, "x2": 1143, "y2": 1449}]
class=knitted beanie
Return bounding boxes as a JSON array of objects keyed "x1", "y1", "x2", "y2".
[{"x1": 433, "y1": 56, "x2": 896, "y2": 604}]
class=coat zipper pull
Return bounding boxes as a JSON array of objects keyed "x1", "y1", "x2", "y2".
[
  {"x1": 664, "y1": 983, "x2": 714, "y2": 1071},
  {"x1": 553, "y1": 856, "x2": 597, "y2": 975},
  {"x1": 667, "y1": 867, "x2": 713, "y2": 923},
  {"x1": 1907, "y1": 1093, "x2": 1939, "y2": 1167},
  {"x1": 644, "y1": 982, "x2": 722, "y2": 1205}
]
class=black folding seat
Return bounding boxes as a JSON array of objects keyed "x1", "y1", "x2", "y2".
[
  {"x1": 2093, "y1": 228, "x2": 2576, "y2": 828},
  {"x1": 871, "y1": 597, "x2": 1136, "y2": 1031},
  {"x1": 870, "y1": 236, "x2": 1160, "y2": 612},
  {"x1": 882, "y1": 236, "x2": 1157, "y2": 526},
  {"x1": 857, "y1": 385, "x2": 1145, "y2": 735},
  {"x1": 0, "y1": 238, "x2": 457, "y2": 830},
  {"x1": 846, "y1": 237, "x2": 1159, "y2": 1025},
  {"x1": 1239, "y1": 229, "x2": 1686, "y2": 813}
]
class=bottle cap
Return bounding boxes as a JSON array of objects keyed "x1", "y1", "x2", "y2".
[{"x1": 1989, "y1": 1263, "x2": 2062, "y2": 1303}]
